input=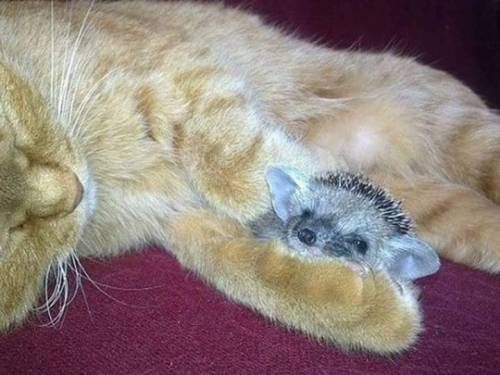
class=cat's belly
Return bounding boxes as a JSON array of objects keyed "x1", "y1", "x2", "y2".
[{"x1": 304, "y1": 99, "x2": 427, "y2": 175}]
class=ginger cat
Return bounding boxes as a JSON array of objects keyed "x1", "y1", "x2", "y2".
[{"x1": 0, "y1": 1, "x2": 499, "y2": 353}]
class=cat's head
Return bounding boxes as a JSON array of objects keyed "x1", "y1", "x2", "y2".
[{"x1": 0, "y1": 61, "x2": 93, "y2": 329}]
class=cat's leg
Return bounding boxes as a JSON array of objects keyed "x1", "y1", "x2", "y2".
[
  {"x1": 435, "y1": 110, "x2": 500, "y2": 204},
  {"x1": 168, "y1": 64, "x2": 340, "y2": 222},
  {"x1": 305, "y1": 97, "x2": 500, "y2": 204},
  {"x1": 163, "y1": 207, "x2": 421, "y2": 353},
  {"x1": 371, "y1": 174, "x2": 500, "y2": 273}
]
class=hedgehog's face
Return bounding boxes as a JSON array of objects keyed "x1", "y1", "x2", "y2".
[
  {"x1": 283, "y1": 187, "x2": 398, "y2": 268},
  {"x1": 284, "y1": 210, "x2": 372, "y2": 260},
  {"x1": 265, "y1": 166, "x2": 441, "y2": 280}
]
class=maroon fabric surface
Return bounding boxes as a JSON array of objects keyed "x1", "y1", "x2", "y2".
[
  {"x1": 1, "y1": 1, "x2": 500, "y2": 374},
  {"x1": 0, "y1": 247, "x2": 499, "y2": 374},
  {"x1": 225, "y1": 0, "x2": 500, "y2": 108}
]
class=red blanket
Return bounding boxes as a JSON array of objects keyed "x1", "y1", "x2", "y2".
[{"x1": 1, "y1": 1, "x2": 499, "y2": 373}]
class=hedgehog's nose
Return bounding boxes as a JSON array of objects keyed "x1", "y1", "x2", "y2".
[{"x1": 324, "y1": 241, "x2": 351, "y2": 257}]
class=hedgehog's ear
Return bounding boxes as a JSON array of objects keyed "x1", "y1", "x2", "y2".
[
  {"x1": 265, "y1": 165, "x2": 309, "y2": 222},
  {"x1": 385, "y1": 235, "x2": 440, "y2": 280}
]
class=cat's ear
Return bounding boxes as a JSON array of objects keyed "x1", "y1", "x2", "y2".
[
  {"x1": 265, "y1": 165, "x2": 309, "y2": 222},
  {"x1": 384, "y1": 235, "x2": 440, "y2": 280}
]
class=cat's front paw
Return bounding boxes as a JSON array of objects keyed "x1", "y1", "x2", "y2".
[{"x1": 258, "y1": 245, "x2": 422, "y2": 353}]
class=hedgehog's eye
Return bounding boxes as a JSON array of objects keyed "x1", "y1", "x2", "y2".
[
  {"x1": 297, "y1": 228, "x2": 316, "y2": 246},
  {"x1": 346, "y1": 237, "x2": 368, "y2": 255},
  {"x1": 301, "y1": 209, "x2": 313, "y2": 218}
]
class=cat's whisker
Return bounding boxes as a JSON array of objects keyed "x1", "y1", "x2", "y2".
[
  {"x1": 35, "y1": 250, "x2": 87, "y2": 327},
  {"x1": 56, "y1": 1, "x2": 74, "y2": 121},
  {"x1": 68, "y1": 253, "x2": 83, "y2": 303},
  {"x1": 67, "y1": 252, "x2": 93, "y2": 320},
  {"x1": 50, "y1": 0, "x2": 55, "y2": 106},
  {"x1": 70, "y1": 79, "x2": 104, "y2": 140},
  {"x1": 76, "y1": 234, "x2": 163, "y2": 292},
  {"x1": 61, "y1": 0, "x2": 95, "y2": 128},
  {"x1": 67, "y1": 55, "x2": 92, "y2": 137},
  {"x1": 71, "y1": 255, "x2": 152, "y2": 309},
  {"x1": 70, "y1": 69, "x2": 118, "y2": 139},
  {"x1": 36, "y1": 237, "x2": 156, "y2": 327},
  {"x1": 36, "y1": 254, "x2": 71, "y2": 327}
]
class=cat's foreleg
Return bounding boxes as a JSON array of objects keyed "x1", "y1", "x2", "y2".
[
  {"x1": 171, "y1": 66, "x2": 334, "y2": 222},
  {"x1": 163, "y1": 207, "x2": 422, "y2": 353}
]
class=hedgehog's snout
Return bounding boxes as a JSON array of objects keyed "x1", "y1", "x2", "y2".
[
  {"x1": 323, "y1": 236, "x2": 370, "y2": 258},
  {"x1": 324, "y1": 240, "x2": 351, "y2": 257}
]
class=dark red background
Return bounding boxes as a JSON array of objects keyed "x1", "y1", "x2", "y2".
[
  {"x1": 226, "y1": 0, "x2": 500, "y2": 108},
  {"x1": 1, "y1": 1, "x2": 499, "y2": 374}
]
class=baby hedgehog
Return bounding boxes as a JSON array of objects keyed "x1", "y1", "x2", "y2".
[{"x1": 250, "y1": 166, "x2": 440, "y2": 281}]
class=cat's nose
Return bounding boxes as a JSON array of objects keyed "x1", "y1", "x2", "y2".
[{"x1": 26, "y1": 166, "x2": 84, "y2": 218}]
